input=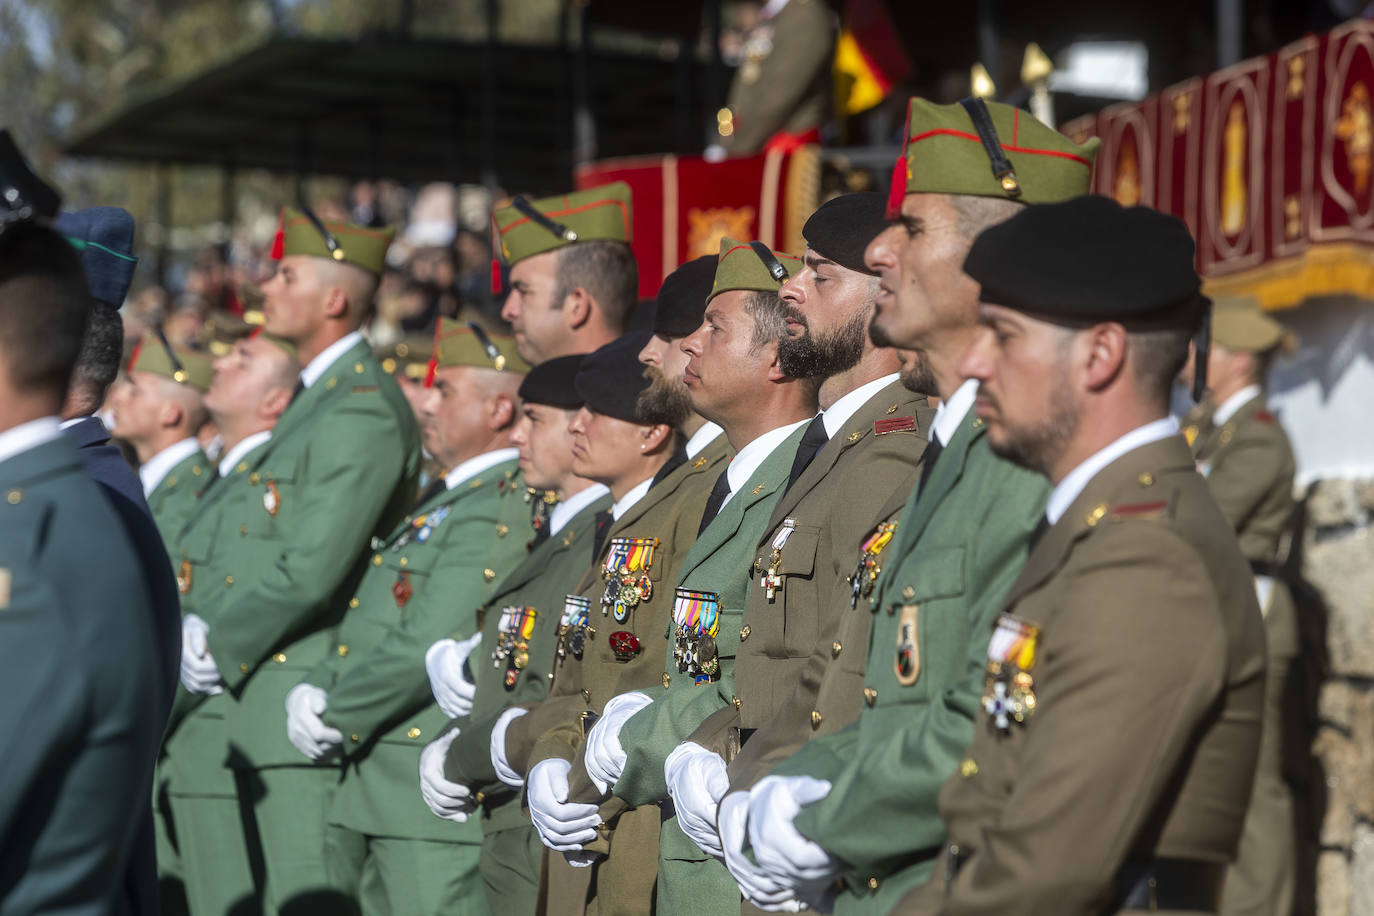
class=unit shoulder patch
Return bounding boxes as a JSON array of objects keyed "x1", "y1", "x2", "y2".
[
  {"x1": 874, "y1": 416, "x2": 917, "y2": 436},
  {"x1": 1109, "y1": 500, "x2": 1169, "y2": 522}
]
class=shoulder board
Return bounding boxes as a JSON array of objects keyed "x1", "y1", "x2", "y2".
[
  {"x1": 352, "y1": 385, "x2": 379, "y2": 394},
  {"x1": 1253, "y1": 409, "x2": 1276, "y2": 424},
  {"x1": 875, "y1": 416, "x2": 917, "y2": 436},
  {"x1": 1109, "y1": 500, "x2": 1169, "y2": 522}
]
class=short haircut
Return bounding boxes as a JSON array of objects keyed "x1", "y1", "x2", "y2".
[
  {"x1": 741, "y1": 289, "x2": 788, "y2": 354},
  {"x1": 71, "y1": 302, "x2": 124, "y2": 401},
  {"x1": 0, "y1": 223, "x2": 92, "y2": 400},
  {"x1": 1130, "y1": 324, "x2": 1194, "y2": 407},
  {"x1": 950, "y1": 195, "x2": 1023, "y2": 239},
  {"x1": 554, "y1": 240, "x2": 638, "y2": 332}
]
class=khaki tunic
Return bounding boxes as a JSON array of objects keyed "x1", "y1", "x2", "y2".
[{"x1": 901, "y1": 434, "x2": 1266, "y2": 916}]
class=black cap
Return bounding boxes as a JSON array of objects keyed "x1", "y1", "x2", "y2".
[
  {"x1": 519, "y1": 354, "x2": 587, "y2": 408},
  {"x1": 802, "y1": 192, "x2": 888, "y2": 276},
  {"x1": 54, "y1": 207, "x2": 138, "y2": 307},
  {"x1": 574, "y1": 332, "x2": 653, "y2": 422},
  {"x1": 653, "y1": 255, "x2": 717, "y2": 337},
  {"x1": 0, "y1": 130, "x2": 60, "y2": 232}
]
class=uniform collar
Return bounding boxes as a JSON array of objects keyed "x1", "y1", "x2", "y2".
[
  {"x1": 931, "y1": 379, "x2": 979, "y2": 447},
  {"x1": 685, "y1": 421, "x2": 724, "y2": 459},
  {"x1": 218, "y1": 430, "x2": 272, "y2": 477},
  {"x1": 299, "y1": 330, "x2": 365, "y2": 389},
  {"x1": 549, "y1": 483, "x2": 611, "y2": 536},
  {"x1": 722, "y1": 417, "x2": 810, "y2": 510},
  {"x1": 1212, "y1": 384, "x2": 1263, "y2": 427},
  {"x1": 821, "y1": 373, "x2": 901, "y2": 438},
  {"x1": 444, "y1": 447, "x2": 519, "y2": 491},
  {"x1": 612, "y1": 476, "x2": 654, "y2": 521},
  {"x1": 1046, "y1": 417, "x2": 1179, "y2": 525},
  {"x1": 0, "y1": 416, "x2": 62, "y2": 467},
  {"x1": 139, "y1": 437, "x2": 203, "y2": 496}
]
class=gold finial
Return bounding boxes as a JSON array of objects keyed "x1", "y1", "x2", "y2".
[
  {"x1": 971, "y1": 63, "x2": 997, "y2": 100},
  {"x1": 1021, "y1": 43, "x2": 1053, "y2": 86}
]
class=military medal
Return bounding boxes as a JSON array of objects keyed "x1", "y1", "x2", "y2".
[
  {"x1": 673, "y1": 588, "x2": 722, "y2": 684},
  {"x1": 608, "y1": 630, "x2": 641, "y2": 662},
  {"x1": 558, "y1": 595, "x2": 592, "y2": 664},
  {"x1": 894, "y1": 604, "x2": 920, "y2": 686},
  {"x1": 759, "y1": 520, "x2": 795, "y2": 601},
  {"x1": 491, "y1": 605, "x2": 537, "y2": 689},
  {"x1": 848, "y1": 522, "x2": 896, "y2": 609},
  {"x1": 263, "y1": 480, "x2": 280, "y2": 516},
  {"x1": 599, "y1": 537, "x2": 658, "y2": 622},
  {"x1": 177, "y1": 560, "x2": 193, "y2": 596},
  {"x1": 982, "y1": 613, "x2": 1041, "y2": 731},
  {"x1": 392, "y1": 571, "x2": 413, "y2": 608}
]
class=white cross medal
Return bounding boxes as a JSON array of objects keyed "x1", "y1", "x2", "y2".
[
  {"x1": 759, "y1": 520, "x2": 796, "y2": 601},
  {"x1": 981, "y1": 613, "x2": 1041, "y2": 732}
]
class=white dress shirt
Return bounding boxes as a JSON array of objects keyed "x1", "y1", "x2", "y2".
[
  {"x1": 0, "y1": 416, "x2": 62, "y2": 466},
  {"x1": 720, "y1": 418, "x2": 811, "y2": 511},
  {"x1": 138, "y1": 438, "x2": 204, "y2": 497},
  {"x1": 299, "y1": 331, "x2": 365, "y2": 389},
  {"x1": 549, "y1": 483, "x2": 611, "y2": 536},
  {"x1": 821, "y1": 373, "x2": 901, "y2": 438},
  {"x1": 1212, "y1": 385, "x2": 1263, "y2": 426},
  {"x1": 218, "y1": 430, "x2": 272, "y2": 478}
]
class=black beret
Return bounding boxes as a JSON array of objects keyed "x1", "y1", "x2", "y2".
[
  {"x1": 518, "y1": 354, "x2": 586, "y2": 408},
  {"x1": 574, "y1": 331, "x2": 653, "y2": 422},
  {"x1": 802, "y1": 192, "x2": 888, "y2": 276},
  {"x1": 54, "y1": 207, "x2": 138, "y2": 307},
  {"x1": 964, "y1": 196, "x2": 1204, "y2": 323},
  {"x1": 653, "y1": 255, "x2": 717, "y2": 337}
]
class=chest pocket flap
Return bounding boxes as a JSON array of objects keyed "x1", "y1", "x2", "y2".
[
  {"x1": 902, "y1": 545, "x2": 966, "y2": 603},
  {"x1": 777, "y1": 524, "x2": 821, "y2": 580}
]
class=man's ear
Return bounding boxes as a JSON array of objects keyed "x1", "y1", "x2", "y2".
[
  {"x1": 563, "y1": 287, "x2": 592, "y2": 331},
  {"x1": 262, "y1": 386, "x2": 293, "y2": 421},
  {"x1": 322, "y1": 285, "x2": 351, "y2": 321},
  {"x1": 761, "y1": 340, "x2": 789, "y2": 383},
  {"x1": 489, "y1": 393, "x2": 516, "y2": 431},
  {"x1": 159, "y1": 399, "x2": 185, "y2": 430},
  {"x1": 1083, "y1": 322, "x2": 1128, "y2": 393}
]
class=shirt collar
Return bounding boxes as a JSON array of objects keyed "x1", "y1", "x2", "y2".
[
  {"x1": 722, "y1": 417, "x2": 811, "y2": 510},
  {"x1": 1212, "y1": 384, "x2": 1263, "y2": 427},
  {"x1": 612, "y1": 476, "x2": 655, "y2": 521},
  {"x1": 444, "y1": 447, "x2": 519, "y2": 491},
  {"x1": 685, "y1": 421, "x2": 724, "y2": 459},
  {"x1": 299, "y1": 331, "x2": 365, "y2": 389},
  {"x1": 760, "y1": 0, "x2": 790, "y2": 18},
  {"x1": 0, "y1": 416, "x2": 62, "y2": 467},
  {"x1": 1046, "y1": 417, "x2": 1180, "y2": 525},
  {"x1": 549, "y1": 483, "x2": 611, "y2": 536},
  {"x1": 821, "y1": 373, "x2": 900, "y2": 438},
  {"x1": 60, "y1": 415, "x2": 99, "y2": 431},
  {"x1": 931, "y1": 379, "x2": 979, "y2": 447},
  {"x1": 138, "y1": 438, "x2": 203, "y2": 496},
  {"x1": 218, "y1": 430, "x2": 272, "y2": 477}
]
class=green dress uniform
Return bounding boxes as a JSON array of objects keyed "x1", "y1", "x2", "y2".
[
  {"x1": 612, "y1": 423, "x2": 809, "y2": 916},
  {"x1": 1185, "y1": 392, "x2": 1298, "y2": 916},
  {"x1": 509, "y1": 436, "x2": 727, "y2": 916},
  {"x1": 145, "y1": 442, "x2": 212, "y2": 548},
  {"x1": 688, "y1": 381, "x2": 931, "y2": 760},
  {"x1": 309, "y1": 452, "x2": 533, "y2": 916},
  {"x1": 0, "y1": 431, "x2": 164, "y2": 915},
  {"x1": 770, "y1": 404, "x2": 1047, "y2": 915},
  {"x1": 209, "y1": 336, "x2": 421, "y2": 916},
  {"x1": 164, "y1": 436, "x2": 278, "y2": 916},
  {"x1": 901, "y1": 434, "x2": 1266, "y2": 916},
  {"x1": 439, "y1": 489, "x2": 611, "y2": 916}
]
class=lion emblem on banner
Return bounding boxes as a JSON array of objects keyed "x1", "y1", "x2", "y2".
[{"x1": 687, "y1": 206, "x2": 757, "y2": 259}]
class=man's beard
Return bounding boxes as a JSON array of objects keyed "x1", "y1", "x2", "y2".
[
  {"x1": 896, "y1": 351, "x2": 938, "y2": 397},
  {"x1": 637, "y1": 364, "x2": 693, "y2": 427},
  {"x1": 984, "y1": 387, "x2": 1081, "y2": 478},
  {"x1": 777, "y1": 307, "x2": 868, "y2": 379}
]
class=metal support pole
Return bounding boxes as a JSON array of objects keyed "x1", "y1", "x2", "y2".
[
  {"x1": 1216, "y1": 0, "x2": 1242, "y2": 68},
  {"x1": 220, "y1": 160, "x2": 236, "y2": 259},
  {"x1": 977, "y1": 0, "x2": 1001, "y2": 98},
  {"x1": 155, "y1": 165, "x2": 171, "y2": 292},
  {"x1": 481, "y1": 0, "x2": 499, "y2": 188}
]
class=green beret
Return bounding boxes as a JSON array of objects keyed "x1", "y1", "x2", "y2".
[
  {"x1": 1211, "y1": 296, "x2": 1296, "y2": 354},
  {"x1": 493, "y1": 182, "x2": 633, "y2": 268},
  {"x1": 271, "y1": 206, "x2": 395, "y2": 276},
  {"x1": 428, "y1": 317, "x2": 531, "y2": 381},
  {"x1": 375, "y1": 335, "x2": 433, "y2": 381},
  {"x1": 890, "y1": 97, "x2": 1099, "y2": 208},
  {"x1": 709, "y1": 238, "x2": 801, "y2": 302},
  {"x1": 128, "y1": 331, "x2": 214, "y2": 392}
]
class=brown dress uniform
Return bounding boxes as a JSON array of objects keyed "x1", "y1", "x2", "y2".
[
  {"x1": 1186, "y1": 392, "x2": 1299, "y2": 916},
  {"x1": 900, "y1": 434, "x2": 1267, "y2": 916}
]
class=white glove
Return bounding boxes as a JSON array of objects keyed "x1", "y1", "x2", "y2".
[
  {"x1": 180, "y1": 613, "x2": 224, "y2": 695},
  {"x1": 426, "y1": 632, "x2": 483, "y2": 718},
  {"x1": 719, "y1": 791, "x2": 807, "y2": 912},
  {"x1": 664, "y1": 742, "x2": 729, "y2": 858},
  {"x1": 419, "y1": 728, "x2": 476, "y2": 822},
  {"x1": 583, "y1": 691, "x2": 654, "y2": 794},
  {"x1": 748, "y1": 775, "x2": 839, "y2": 896},
  {"x1": 284, "y1": 683, "x2": 344, "y2": 761},
  {"x1": 527, "y1": 758, "x2": 601, "y2": 852},
  {"x1": 490, "y1": 707, "x2": 529, "y2": 788}
]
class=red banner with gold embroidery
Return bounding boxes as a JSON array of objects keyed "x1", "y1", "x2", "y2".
[
  {"x1": 574, "y1": 148, "x2": 823, "y2": 299},
  {"x1": 1061, "y1": 18, "x2": 1374, "y2": 309}
]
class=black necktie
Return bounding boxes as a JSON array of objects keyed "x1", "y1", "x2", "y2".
[
  {"x1": 1027, "y1": 515, "x2": 1051, "y2": 553},
  {"x1": 290, "y1": 378, "x2": 306, "y2": 405},
  {"x1": 697, "y1": 468, "x2": 732, "y2": 535},
  {"x1": 917, "y1": 435, "x2": 945, "y2": 495},
  {"x1": 413, "y1": 475, "x2": 447, "y2": 509},
  {"x1": 785, "y1": 414, "x2": 829, "y2": 493},
  {"x1": 592, "y1": 509, "x2": 614, "y2": 558},
  {"x1": 652, "y1": 445, "x2": 689, "y2": 488}
]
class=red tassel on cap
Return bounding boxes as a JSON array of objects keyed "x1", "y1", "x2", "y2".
[
  {"x1": 424, "y1": 319, "x2": 442, "y2": 388},
  {"x1": 490, "y1": 259, "x2": 503, "y2": 295},
  {"x1": 127, "y1": 337, "x2": 144, "y2": 373},
  {"x1": 885, "y1": 155, "x2": 907, "y2": 220},
  {"x1": 269, "y1": 209, "x2": 286, "y2": 260}
]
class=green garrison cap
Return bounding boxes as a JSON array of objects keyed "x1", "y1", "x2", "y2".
[
  {"x1": 376, "y1": 335, "x2": 434, "y2": 381},
  {"x1": 426, "y1": 317, "x2": 531, "y2": 385},
  {"x1": 708, "y1": 238, "x2": 801, "y2": 302},
  {"x1": 492, "y1": 182, "x2": 633, "y2": 268},
  {"x1": 248, "y1": 327, "x2": 299, "y2": 361},
  {"x1": 886, "y1": 97, "x2": 1099, "y2": 213},
  {"x1": 201, "y1": 310, "x2": 255, "y2": 357},
  {"x1": 1211, "y1": 296, "x2": 1297, "y2": 354},
  {"x1": 270, "y1": 206, "x2": 396, "y2": 276},
  {"x1": 128, "y1": 331, "x2": 214, "y2": 392}
]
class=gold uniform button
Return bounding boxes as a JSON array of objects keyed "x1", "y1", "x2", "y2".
[
  {"x1": 273, "y1": 653, "x2": 286, "y2": 664},
  {"x1": 483, "y1": 568, "x2": 495, "y2": 582},
  {"x1": 739, "y1": 625, "x2": 751, "y2": 641},
  {"x1": 354, "y1": 362, "x2": 365, "y2": 374},
  {"x1": 960, "y1": 758, "x2": 979, "y2": 778},
  {"x1": 349, "y1": 597, "x2": 360, "y2": 609},
  {"x1": 249, "y1": 472, "x2": 260, "y2": 484},
  {"x1": 496, "y1": 524, "x2": 509, "y2": 537},
  {"x1": 1138, "y1": 472, "x2": 1155, "y2": 487},
  {"x1": 810, "y1": 710, "x2": 823, "y2": 729},
  {"x1": 240, "y1": 525, "x2": 248, "y2": 536},
  {"x1": 239, "y1": 663, "x2": 249, "y2": 674},
  {"x1": 373, "y1": 554, "x2": 384, "y2": 566},
  {"x1": 399, "y1": 556, "x2": 408, "y2": 567},
  {"x1": 867, "y1": 877, "x2": 880, "y2": 891},
  {"x1": 236, "y1": 462, "x2": 248, "y2": 473},
  {"x1": 1084, "y1": 503, "x2": 1108, "y2": 527},
  {"x1": 192, "y1": 465, "x2": 203, "y2": 476},
  {"x1": 337, "y1": 645, "x2": 349, "y2": 657},
  {"x1": 864, "y1": 687, "x2": 878, "y2": 706},
  {"x1": 901, "y1": 586, "x2": 915, "y2": 601},
  {"x1": 474, "y1": 790, "x2": 485, "y2": 804},
  {"x1": 351, "y1": 734, "x2": 360, "y2": 743},
  {"x1": 5, "y1": 489, "x2": 20, "y2": 504},
  {"x1": 732, "y1": 695, "x2": 742, "y2": 710},
  {"x1": 225, "y1": 575, "x2": 235, "y2": 586},
  {"x1": 407, "y1": 727, "x2": 422, "y2": 739},
  {"x1": 831, "y1": 641, "x2": 842, "y2": 658},
  {"x1": 662, "y1": 673, "x2": 671, "y2": 688}
]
